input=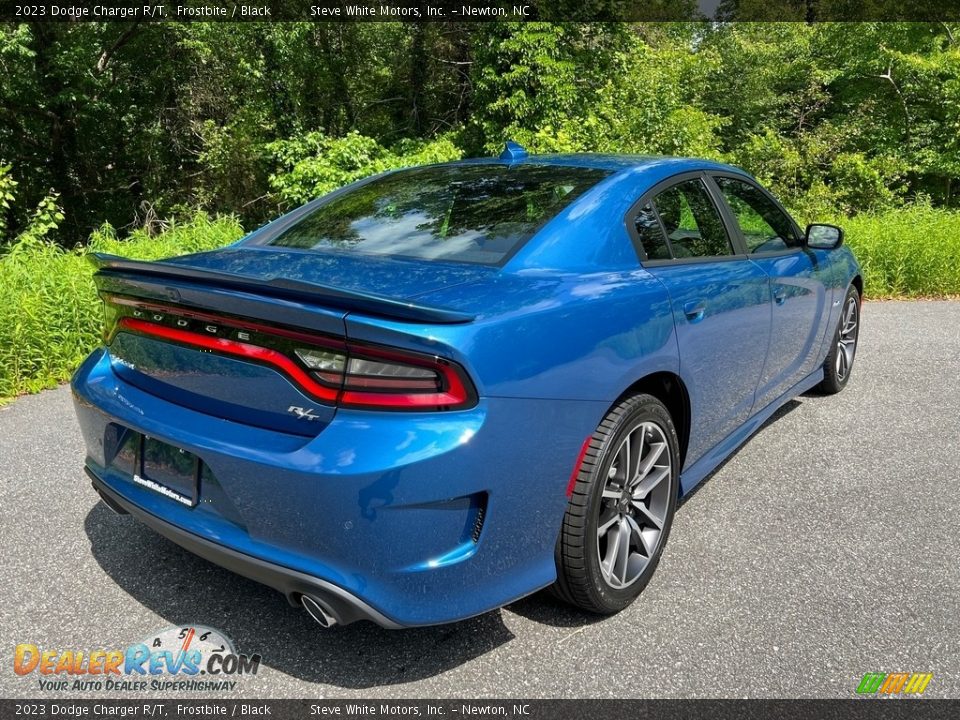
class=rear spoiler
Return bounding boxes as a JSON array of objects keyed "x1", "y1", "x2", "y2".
[{"x1": 89, "y1": 253, "x2": 475, "y2": 325}]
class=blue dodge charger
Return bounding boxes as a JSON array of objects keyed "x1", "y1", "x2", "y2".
[{"x1": 73, "y1": 144, "x2": 862, "y2": 628}]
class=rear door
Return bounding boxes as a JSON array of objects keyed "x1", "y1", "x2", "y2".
[
  {"x1": 708, "y1": 174, "x2": 831, "y2": 409},
  {"x1": 630, "y1": 173, "x2": 772, "y2": 466}
]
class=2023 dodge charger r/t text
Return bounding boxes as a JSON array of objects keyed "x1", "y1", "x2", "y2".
[{"x1": 73, "y1": 144, "x2": 862, "y2": 628}]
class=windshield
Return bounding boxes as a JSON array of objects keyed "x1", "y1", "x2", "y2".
[{"x1": 264, "y1": 164, "x2": 611, "y2": 265}]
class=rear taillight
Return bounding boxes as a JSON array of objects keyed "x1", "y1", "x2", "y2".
[
  {"x1": 290, "y1": 342, "x2": 473, "y2": 409},
  {"x1": 106, "y1": 296, "x2": 476, "y2": 411},
  {"x1": 339, "y1": 348, "x2": 472, "y2": 409}
]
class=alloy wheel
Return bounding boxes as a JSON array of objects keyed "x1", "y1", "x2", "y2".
[
  {"x1": 836, "y1": 295, "x2": 859, "y2": 381},
  {"x1": 596, "y1": 421, "x2": 672, "y2": 589}
]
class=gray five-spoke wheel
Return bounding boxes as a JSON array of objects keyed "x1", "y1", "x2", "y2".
[
  {"x1": 597, "y1": 421, "x2": 672, "y2": 589},
  {"x1": 836, "y1": 295, "x2": 859, "y2": 381}
]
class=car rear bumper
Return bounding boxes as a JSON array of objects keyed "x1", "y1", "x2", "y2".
[
  {"x1": 87, "y1": 467, "x2": 400, "y2": 627},
  {"x1": 72, "y1": 348, "x2": 607, "y2": 627}
]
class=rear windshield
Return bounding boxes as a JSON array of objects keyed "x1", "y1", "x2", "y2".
[{"x1": 264, "y1": 164, "x2": 611, "y2": 265}]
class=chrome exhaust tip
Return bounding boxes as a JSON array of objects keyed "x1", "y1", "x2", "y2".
[{"x1": 301, "y1": 594, "x2": 338, "y2": 628}]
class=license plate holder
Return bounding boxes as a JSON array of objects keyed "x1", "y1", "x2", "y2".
[{"x1": 133, "y1": 435, "x2": 199, "y2": 507}]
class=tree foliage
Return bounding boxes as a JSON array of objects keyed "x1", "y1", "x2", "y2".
[{"x1": 2, "y1": 21, "x2": 960, "y2": 246}]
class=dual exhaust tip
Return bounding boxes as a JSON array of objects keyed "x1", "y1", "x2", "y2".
[{"x1": 301, "y1": 594, "x2": 339, "y2": 628}]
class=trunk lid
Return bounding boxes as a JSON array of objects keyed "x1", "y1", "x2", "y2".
[
  {"x1": 93, "y1": 248, "x2": 487, "y2": 435},
  {"x1": 162, "y1": 246, "x2": 497, "y2": 302}
]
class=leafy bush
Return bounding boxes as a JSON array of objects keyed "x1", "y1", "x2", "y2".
[
  {"x1": 266, "y1": 131, "x2": 463, "y2": 206},
  {"x1": 470, "y1": 25, "x2": 728, "y2": 161},
  {"x1": 0, "y1": 163, "x2": 16, "y2": 237},
  {"x1": 739, "y1": 125, "x2": 907, "y2": 214},
  {"x1": 0, "y1": 212, "x2": 243, "y2": 401}
]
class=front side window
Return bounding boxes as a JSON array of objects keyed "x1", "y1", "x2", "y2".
[
  {"x1": 651, "y1": 179, "x2": 732, "y2": 258},
  {"x1": 714, "y1": 176, "x2": 799, "y2": 253},
  {"x1": 264, "y1": 164, "x2": 611, "y2": 265}
]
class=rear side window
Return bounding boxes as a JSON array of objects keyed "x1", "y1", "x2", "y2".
[
  {"x1": 714, "y1": 176, "x2": 799, "y2": 253},
  {"x1": 651, "y1": 178, "x2": 732, "y2": 258},
  {"x1": 265, "y1": 164, "x2": 611, "y2": 265},
  {"x1": 634, "y1": 203, "x2": 671, "y2": 260}
]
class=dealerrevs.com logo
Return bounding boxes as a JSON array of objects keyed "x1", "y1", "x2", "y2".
[{"x1": 14, "y1": 625, "x2": 261, "y2": 693}]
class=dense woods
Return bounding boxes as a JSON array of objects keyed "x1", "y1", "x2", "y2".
[
  {"x1": 2, "y1": 21, "x2": 960, "y2": 246},
  {"x1": 3, "y1": 21, "x2": 960, "y2": 401}
]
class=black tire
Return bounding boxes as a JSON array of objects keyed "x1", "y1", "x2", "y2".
[
  {"x1": 553, "y1": 394, "x2": 680, "y2": 614},
  {"x1": 816, "y1": 284, "x2": 861, "y2": 395}
]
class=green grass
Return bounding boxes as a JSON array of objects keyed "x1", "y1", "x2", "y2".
[
  {"x1": 0, "y1": 213, "x2": 243, "y2": 402},
  {"x1": 1, "y1": 202, "x2": 959, "y2": 404},
  {"x1": 839, "y1": 205, "x2": 960, "y2": 299}
]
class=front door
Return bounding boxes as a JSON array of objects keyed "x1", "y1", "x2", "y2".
[{"x1": 709, "y1": 174, "x2": 830, "y2": 409}]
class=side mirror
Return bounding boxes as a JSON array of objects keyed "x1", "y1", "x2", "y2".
[{"x1": 805, "y1": 223, "x2": 844, "y2": 250}]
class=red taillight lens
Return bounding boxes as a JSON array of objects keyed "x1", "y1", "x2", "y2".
[
  {"x1": 118, "y1": 317, "x2": 342, "y2": 403},
  {"x1": 293, "y1": 343, "x2": 473, "y2": 409},
  {"x1": 339, "y1": 348, "x2": 472, "y2": 410},
  {"x1": 108, "y1": 296, "x2": 476, "y2": 412}
]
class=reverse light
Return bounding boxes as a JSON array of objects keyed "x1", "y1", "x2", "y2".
[
  {"x1": 295, "y1": 348, "x2": 345, "y2": 372},
  {"x1": 295, "y1": 348, "x2": 346, "y2": 385},
  {"x1": 106, "y1": 296, "x2": 476, "y2": 412},
  {"x1": 344, "y1": 357, "x2": 440, "y2": 390}
]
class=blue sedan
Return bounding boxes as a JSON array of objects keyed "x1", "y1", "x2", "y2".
[{"x1": 73, "y1": 144, "x2": 862, "y2": 627}]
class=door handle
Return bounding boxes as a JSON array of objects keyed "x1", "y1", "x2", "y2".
[
  {"x1": 774, "y1": 288, "x2": 787, "y2": 305},
  {"x1": 683, "y1": 300, "x2": 706, "y2": 323}
]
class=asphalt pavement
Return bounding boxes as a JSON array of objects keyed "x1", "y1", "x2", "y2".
[{"x1": 2, "y1": 300, "x2": 958, "y2": 699}]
